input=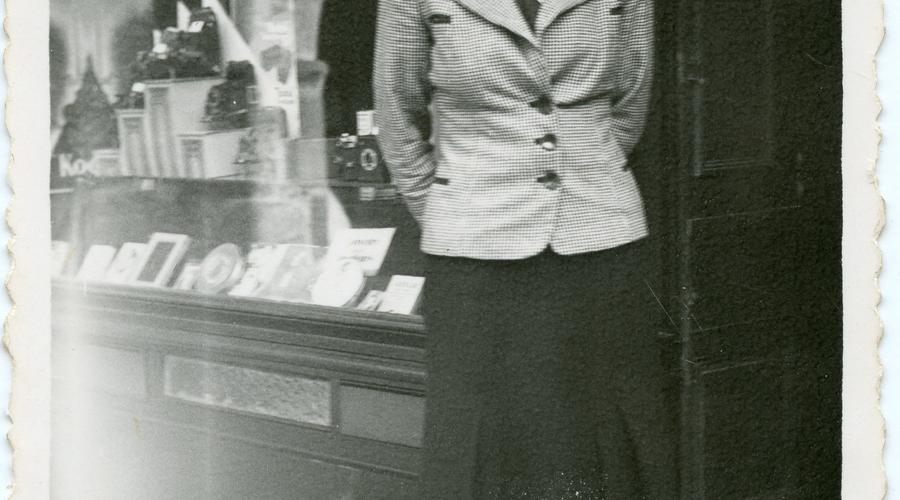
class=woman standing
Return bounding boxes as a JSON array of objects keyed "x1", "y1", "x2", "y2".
[{"x1": 374, "y1": 1, "x2": 676, "y2": 497}]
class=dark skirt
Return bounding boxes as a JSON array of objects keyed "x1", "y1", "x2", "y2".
[{"x1": 420, "y1": 241, "x2": 677, "y2": 499}]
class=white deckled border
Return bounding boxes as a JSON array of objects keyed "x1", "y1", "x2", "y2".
[
  {"x1": 0, "y1": 0, "x2": 888, "y2": 498},
  {"x1": 842, "y1": 0, "x2": 886, "y2": 498},
  {"x1": 5, "y1": 0, "x2": 51, "y2": 498}
]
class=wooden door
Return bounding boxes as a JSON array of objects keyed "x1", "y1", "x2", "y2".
[{"x1": 658, "y1": 1, "x2": 843, "y2": 498}]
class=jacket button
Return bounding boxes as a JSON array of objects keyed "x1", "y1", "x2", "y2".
[
  {"x1": 536, "y1": 133, "x2": 557, "y2": 150},
  {"x1": 537, "y1": 171, "x2": 560, "y2": 190},
  {"x1": 529, "y1": 96, "x2": 554, "y2": 115}
]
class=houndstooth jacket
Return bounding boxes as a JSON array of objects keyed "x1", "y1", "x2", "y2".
[{"x1": 374, "y1": 0, "x2": 654, "y2": 259}]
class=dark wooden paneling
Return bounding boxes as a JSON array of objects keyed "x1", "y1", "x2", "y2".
[
  {"x1": 698, "y1": 0, "x2": 774, "y2": 173},
  {"x1": 669, "y1": 0, "x2": 841, "y2": 498},
  {"x1": 687, "y1": 208, "x2": 801, "y2": 328},
  {"x1": 697, "y1": 361, "x2": 790, "y2": 499},
  {"x1": 339, "y1": 386, "x2": 425, "y2": 447},
  {"x1": 685, "y1": 319, "x2": 789, "y2": 365},
  {"x1": 686, "y1": 165, "x2": 797, "y2": 218},
  {"x1": 52, "y1": 278, "x2": 427, "y2": 498}
]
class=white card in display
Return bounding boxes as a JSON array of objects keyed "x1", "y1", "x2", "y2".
[
  {"x1": 377, "y1": 275, "x2": 425, "y2": 315},
  {"x1": 105, "y1": 243, "x2": 150, "y2": 284},
  {"x1": 325, "y1": 228, "x2": 396, "y2": 277},
  {"x1": 311, "y1": 258, "x2": 366, "y2": 308},
  {"x1": 76, "y1": 245, "x2": 118, "y2": 282}
]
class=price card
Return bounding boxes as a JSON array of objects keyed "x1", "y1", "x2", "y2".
[
  {"x1": 76, "y1": 245, "x2": 118, "y2": 282},
  {"x1": 377, "y1": 275, "x2": 425, "y2": 315},
  {"x1": 356, "y1": 110, "x2": 375, "y2": 136},
  {"x1": 325, "y1": 228, "x2": 396, "y2": 277}
]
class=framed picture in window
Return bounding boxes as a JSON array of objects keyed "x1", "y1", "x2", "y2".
[{"x1": 130, "y1": 233, "x2": 192, "y2": 287}]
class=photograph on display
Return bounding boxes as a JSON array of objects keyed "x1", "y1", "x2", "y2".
[{"x1": 1, "y1": 0, "x2": 885, "y2": 498}]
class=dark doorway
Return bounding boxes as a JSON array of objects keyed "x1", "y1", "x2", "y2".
[{"x1": 635, "y1": 1, "x2": 842, "y2": 498}]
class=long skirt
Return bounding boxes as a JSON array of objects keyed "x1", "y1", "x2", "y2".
[{"x1": 420, "y1": 240, "x2": 677, "y2": 499}]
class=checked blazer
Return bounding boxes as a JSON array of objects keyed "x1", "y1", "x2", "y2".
[{"x1": 374, "y1": 0, "x2": 654, "y2": 259}]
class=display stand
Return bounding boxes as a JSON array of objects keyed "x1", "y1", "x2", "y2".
[
  {"x1": 179, "y1": 129, "x2": 249, "y2": 178},
  {"x1": 116, "y1": 109, "x2": 158, "y2": 177},
  {"x1": 145, "y1": 77, "x2": 224, "y2": 177}
]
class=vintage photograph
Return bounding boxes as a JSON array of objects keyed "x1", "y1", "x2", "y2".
[{"x1": 34, "y1": 0, "x2": 853, "y2": 498}]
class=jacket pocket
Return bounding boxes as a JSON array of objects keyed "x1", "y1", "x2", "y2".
[
  {"x1": 424, "y1": 175, "x2": 466, "y2": 232},
  {"x1": 428, "y1": 13, "x2": 451, "y2": 25},
  {"x1": 425, "y1": 13, "x2": 459, "y2": 88}
]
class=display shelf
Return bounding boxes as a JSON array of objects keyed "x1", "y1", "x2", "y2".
[
  {"x1": 51, "y1": 279, "x2": 426, "y2": 389},
  {"x1": 51, "y1": 174, "x2": 400, "y2": 197},
  {"x1": 52, "y1": 278, "x2": 425, "y2": 338},
  {"x1": 53, "y1": 173, "x2": 422, "y2": 290}
]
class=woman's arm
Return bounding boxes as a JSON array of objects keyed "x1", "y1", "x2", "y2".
[
  {"x1": 610, "y1": 0, "x2": 655, "y2": 156},
  {"x1": 374, "y1": 0, "x2": 436, "y2": 223}
]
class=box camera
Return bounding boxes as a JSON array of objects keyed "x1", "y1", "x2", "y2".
[
  {"x1": 135, "y1": 7, "x2": 222, "y2": 80},
  {"x1": 203, "y1": 61, "x2": 258, "y2": 130},
  {"x1": 333, "y1": 134, "x2": 390, "y2": 184}
]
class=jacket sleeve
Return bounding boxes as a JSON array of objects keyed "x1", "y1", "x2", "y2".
[
  {"x1": 374, "y1": 0, "x2": 435, "y2": 223},
  {"x1": 610, "y1": 0, "x2": 655, "y2": 156}
]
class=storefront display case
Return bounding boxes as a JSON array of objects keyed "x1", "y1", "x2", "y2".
[
  {"x1": 49, "y1": 3, "x2": 432, "y2": 493},
  {"x1": 51, "y1": 175, "x2": 428, "y2": 499}
]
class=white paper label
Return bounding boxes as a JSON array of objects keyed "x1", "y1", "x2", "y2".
[
  {"x1": 378, "y1": 275, "x2": 425, "y2": 315},
  {"x1": 325, "y1": 228, "x2": 396, "y2": 277},
  {"x1": 356, "y1": 110, "x2": 375, "y2": 136}
]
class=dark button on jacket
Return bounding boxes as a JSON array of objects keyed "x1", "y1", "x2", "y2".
[
  {"x1": 530, "y1": 95, "x2": 555, "y2": 115},
  {"x1": 536, "y1": 133, "x2": 558, "y2": 150},
  {"x1": 537, "y1": 171, "x2": 561, "y2": 190}
]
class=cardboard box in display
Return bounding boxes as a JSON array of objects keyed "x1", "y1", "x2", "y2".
[
  {"x1": 179, "y1": 129, "x2": 249, "y2": 178},
  {"x1": 144, "y1": 77, "x2": 225, "y2": 177}
]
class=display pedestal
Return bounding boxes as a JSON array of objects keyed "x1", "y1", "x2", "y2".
[
  {"x1": 145, "y1": 78, "x2": 224, "y2": 177},
  {"x1": 178, "y1": 129, "x2": 248, "y2": 179},
  {"x1": 116, "y1": 109, "x2": 158, "y2": 177}
]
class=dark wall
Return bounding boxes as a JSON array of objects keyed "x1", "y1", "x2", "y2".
[{"x1": 318, "y1": 0, "x2": 379, "y2": 137}]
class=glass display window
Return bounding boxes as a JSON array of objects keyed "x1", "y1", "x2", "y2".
[{"x1": 52, "y1": 176, "x2": 425, "y2": 317}]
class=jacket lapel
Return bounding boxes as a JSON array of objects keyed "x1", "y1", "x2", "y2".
[
  {"x1": 534, "y1": 0, "x2": 593, "y2": 34},
  {"x1": 450, "y1": 0, "x2": 537, "y2": 45}
]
